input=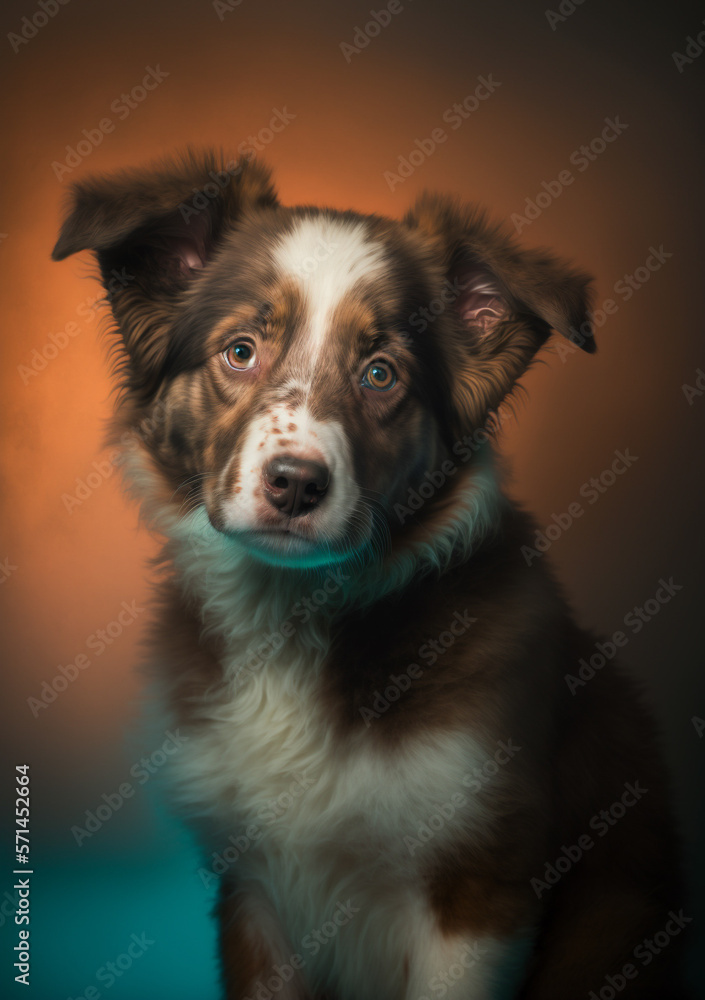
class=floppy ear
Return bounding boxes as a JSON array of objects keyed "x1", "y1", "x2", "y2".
[
  {"x1": 52, "y1": 149, "x2": 277, "y2": 399},
  {"x1": 403, "y1": 193, "x2": 595, "y2": 432}
]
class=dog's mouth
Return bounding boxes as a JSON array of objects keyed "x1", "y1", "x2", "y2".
[
  {"x1": 230, "y1": 524, "x2": 359, "y2": 569},
  {"x1": 240, "y1": 526, "x2": 328, "y2": 563},
  {"x1": 213, "y1": 499, "x2": 377, "y2": 569}
]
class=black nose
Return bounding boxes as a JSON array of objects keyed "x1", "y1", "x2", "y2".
[{"x1": 263, "y1": 456, "x2": 330, "y2": 516}]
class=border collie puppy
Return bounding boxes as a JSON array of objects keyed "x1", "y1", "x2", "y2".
[{"x1": 53, "y1": 152, "x2": 686, "y2": 1000}]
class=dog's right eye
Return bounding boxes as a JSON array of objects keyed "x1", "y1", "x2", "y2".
[{"x1": 224, "y1": 340, "x2": 258, "y2": 371}]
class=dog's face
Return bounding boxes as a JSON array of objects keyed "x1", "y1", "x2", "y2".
[
  {"x1": 138, "y1": 208, "x2": 455, "y2": 567},
  {"x1": 53, "y1": 153, "x2": 594, "y2": 568}
]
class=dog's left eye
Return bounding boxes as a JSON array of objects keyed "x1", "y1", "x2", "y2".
[
  {"x1": 362, "y1": 361, "x2": 396, "y2": 392},
  {"x1": 224, "y1": 340, "x2": 258, "y2": 370}
]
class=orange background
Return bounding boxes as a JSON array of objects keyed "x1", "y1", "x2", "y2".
[{"x1": 1, "y1": 0, "x2": 703, "y2": 989}]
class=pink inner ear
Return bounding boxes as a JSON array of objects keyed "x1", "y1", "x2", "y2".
[
  {"x1": 171, "y1": 238, "x2": 206, "y2": 276},
  {"x1": 182, "y1": 247, "x2": 203, "y2": 270},
  {"x1": 455, "y1": 271, "x2": 506, "y2": 336},
  {"x1": 179, "y1": 244, "x2": 205, "y2": 272}
]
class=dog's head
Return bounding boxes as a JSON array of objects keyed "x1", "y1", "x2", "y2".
[{"x1": 53, "y1": 151, "x2": 594, "y2": 569}]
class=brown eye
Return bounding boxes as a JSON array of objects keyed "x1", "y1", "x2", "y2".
[
  {"x1": 224, "y1": 340, "x2": 258, "y2": 370},
  {"x1": 362, "y1": 361, "x2": 396, "y2": 392}
]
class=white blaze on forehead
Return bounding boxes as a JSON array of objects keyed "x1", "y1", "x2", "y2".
[{"x1": 273, "y1": 216, "x2": 389, "y2": 362}]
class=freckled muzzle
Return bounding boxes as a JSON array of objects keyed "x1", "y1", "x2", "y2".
[{"x1": 214, "y1": 399, "x2": 369, "y2": 568}]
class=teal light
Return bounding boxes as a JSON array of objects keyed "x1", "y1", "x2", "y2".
[{"x1": 29, "y1": 806, "x2": 220, "y2": 1000}]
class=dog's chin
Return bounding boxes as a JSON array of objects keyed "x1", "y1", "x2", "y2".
[{"x1": 226, "y1": 526, "x2": 364, "y2": 570}]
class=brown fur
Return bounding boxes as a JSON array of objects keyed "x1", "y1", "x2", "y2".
[{"x1": 52, "y1": 150, "x2": 688, "y2": 998}]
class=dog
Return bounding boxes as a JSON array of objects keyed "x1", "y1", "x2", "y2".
[{"x1": 53, "y1": 151, "x2": 687, "y2": 999}]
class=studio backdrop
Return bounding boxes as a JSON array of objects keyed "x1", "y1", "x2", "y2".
[{"x1": 1, "y1": 0, "x2": 703, "y2": 997}]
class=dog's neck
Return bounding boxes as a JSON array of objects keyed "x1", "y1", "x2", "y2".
[{"x1": 124, "y1": 444, "x2": 504, "y2": 679}]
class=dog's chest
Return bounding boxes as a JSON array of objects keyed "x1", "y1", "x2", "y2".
[
  {"x1": 174, "y1": 642, "x2": 490, "y2": 870},
  {"x1": 174, "y1": 648, "x2": 495, "y2": 996}
]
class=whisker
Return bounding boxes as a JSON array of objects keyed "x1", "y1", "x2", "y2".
[{"x1": 169, "y1": 472, "x2": 215, "y2": 505}]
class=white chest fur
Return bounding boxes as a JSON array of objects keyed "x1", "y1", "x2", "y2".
[
  {"x1": 152, "y1": 482, "x2": 521, "y2": 998},
  {"x1": 171, "y1": 638, "x2": 499, "y2": 999}
]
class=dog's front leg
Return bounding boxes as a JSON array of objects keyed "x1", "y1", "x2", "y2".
[{"x1": 217, "y1": 880, "x2": 311, "y2": 1000}]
